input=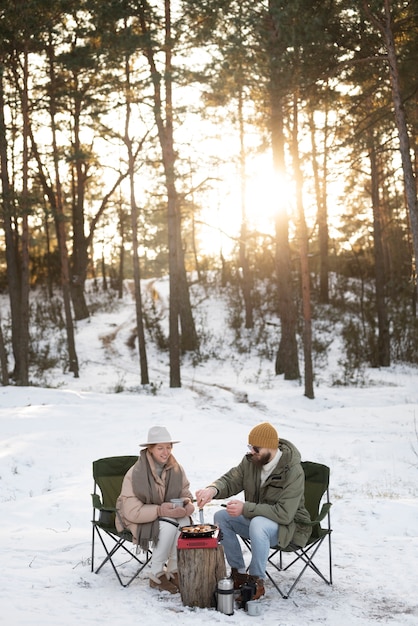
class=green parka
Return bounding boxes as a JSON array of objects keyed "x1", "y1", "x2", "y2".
[{"x1": 209, "y1": 438, "x2": 312, "y2": 549}]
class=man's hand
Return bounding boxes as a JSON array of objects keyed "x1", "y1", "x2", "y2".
[
  {"x1": 226, "y1": 499, "x2": 244, "y2": 517},
  {"x1": 195, "y1": 486, "x2": 217, "y2": 508}
]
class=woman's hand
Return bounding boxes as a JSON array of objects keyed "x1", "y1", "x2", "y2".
[{"x1": 157, "y1": 502, "x2": 186, "y2": 518}]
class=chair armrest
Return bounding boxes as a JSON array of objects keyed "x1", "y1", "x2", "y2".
[
  {"x1": 92, "y1": 495, "x2": 118, "y2": 527},
  {"x1": 311, "y1": 502, "x2": 332, "y2": 525},
  {"x1": 92, "y1": 493, "x2": 102, "y2": 509},
  {"x1": 298, "y1": 502, "x2": 332, "y2": 527}
]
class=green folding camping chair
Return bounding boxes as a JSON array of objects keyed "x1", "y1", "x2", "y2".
[
  {"x1": 242, "y1": 461, "x2": 332, "y2": 598},
  {"x1": 91, "y1": 455, "x2": 152, "y2": 587}
]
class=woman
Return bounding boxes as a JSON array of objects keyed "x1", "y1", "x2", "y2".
[{"x1": 115, "y1": 426, "x2": 195, "y2": 593}]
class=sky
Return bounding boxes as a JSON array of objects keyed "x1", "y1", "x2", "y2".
[{"x1": 1, "y1": 280, "x2": 417, "y2": 625}]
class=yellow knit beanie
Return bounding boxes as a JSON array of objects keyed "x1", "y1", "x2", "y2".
[{"x1": 248, "y1": 422, "x2": 279, "y2": 449}]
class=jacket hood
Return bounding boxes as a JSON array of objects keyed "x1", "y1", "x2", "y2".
[{"x1": 278, "y1": 438, "x2": 302, "y2": 468}]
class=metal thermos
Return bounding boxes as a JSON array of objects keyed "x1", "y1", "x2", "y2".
[{"x1": 217, "y1": 577, "x2": 234, "y2": 615}]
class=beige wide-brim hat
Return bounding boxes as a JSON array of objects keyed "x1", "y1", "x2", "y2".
[{"x1": 140, "y1": 425, "x2": 179, "y2": 447}]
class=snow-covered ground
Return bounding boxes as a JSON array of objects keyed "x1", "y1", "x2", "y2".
[{"x1": 1, "y1": 283, "x2": 417, "y2": 624}]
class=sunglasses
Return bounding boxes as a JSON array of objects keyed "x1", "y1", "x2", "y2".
[{"x1": 247, "y1": 444, "x2": 260, "y2": 454}]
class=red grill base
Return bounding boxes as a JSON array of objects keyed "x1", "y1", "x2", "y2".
[{"x1": 177, "y1": 536, "x2": 219, "y2": 550}]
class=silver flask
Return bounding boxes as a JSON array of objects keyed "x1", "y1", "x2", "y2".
[{"x1": 216, "y1": 577, "x2": 234, "y2": 615}]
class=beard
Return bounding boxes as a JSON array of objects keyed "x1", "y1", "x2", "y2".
[{"x1": 248, "y1": 451, "x2": 271, "y2": 468}]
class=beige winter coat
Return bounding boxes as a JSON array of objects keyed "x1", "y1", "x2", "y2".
[{"x1": 115, "y1": 451, "x2": 193, "y2": 544}]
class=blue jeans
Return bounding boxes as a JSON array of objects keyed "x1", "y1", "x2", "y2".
[{"x1": 214, "y1": 509, "x2": 279, "y2": 579}]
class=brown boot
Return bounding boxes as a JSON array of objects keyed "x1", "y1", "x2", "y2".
[
  {"x1": 231, "y1": 567, "x2": 249, "y2": 590},
  {"x1": 250, "y1": 576, "x2": 265, "y2": 600},
  {"x1": 236, "y1": 576, "x2": 265, "y2": 603},
  {"x1": 167, "y1": 571, "x2": 180, "y2": 590},
  {"x1": 149, "y1": 573, "x2": 178, "y2": 594}
]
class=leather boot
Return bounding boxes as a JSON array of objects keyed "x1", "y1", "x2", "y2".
[
  {"x1": 149, "y1": 573, "x2": 178, "y2": 594},
  {"x1": 167, "y1": 571, "x2": 180, "y2": 590},
  {"x1": 249, "y1": 576, "x2": 265, "y2": 600},
  {"x1": 231, "y1": 567, "x2": 249, "y2": 590},
  {"x1": 236, "y1": 576, "x2": 265, "y2": 603}
]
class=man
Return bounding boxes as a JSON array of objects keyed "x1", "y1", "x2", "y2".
[{"x1": 195, "y1": 422, "x2": 311, "y2": 600}]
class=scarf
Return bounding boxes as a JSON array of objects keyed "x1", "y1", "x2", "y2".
[
  {"x1": 260, "y1": 448, "x2": 283, "y2": 486},
  {"x1": 131, "y1": 448, "x2": 183, "y2": 551}
]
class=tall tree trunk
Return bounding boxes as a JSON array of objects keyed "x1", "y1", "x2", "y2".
[
  {"x1": 43, "y1": 208, "x2": 54, "y2": 299},
  {"x1": 0, "y1": 320, "x2": 8, "y2": 385},
  {"x1": 369, "y1": 135, "x2": 390, "y2": 366},
  {"x1": 292, "y1": 93, "x2": 314, "y2": 398},
  {"x1": 46, "y1": 39, "x2": 79, "y2": 376},
  {"x1": 268, "y1": 0, "x2": 300, "y2": 380},
  {"x1": 101, "y1": 248, "x2": 107, "y2": 291},
  {"x1": 168, "y1": 190, "x2": 181, "y2": 385},
  {"x1": 8, "y1": 53, "x2": 31, "y2": 384},
  {"x1": 138, "y1": 0, "x2": 198, "y2": 385},
  {"x1": 236, "y1": 4, "x2": 253, "y2": 330},
  {"x1": 0, "y1": 65, "x2": 22, "y2": 380},
  {"x1": 190, "y1": 210, "x2": 202, "y2": 282},
  {"x1": 238, "y1": 84, "x2": 253, "y2": 330},
  {"x1": 168, "y1": 15, "x2": 199, "y2": 356},
  {"x1": 18, "y1": 45, "x2": 30, "y2": 386},
  {"x1": 124, "y1": 50, "x2": 149, "y2": 385},
  {"x1": 29, "y1": 129, "x2": 80, "y2": 378},
  {"x1": 70, "y1": 86, "x2": 90, "y2": 321},
  {"x1": 117, "y1": 203, "x2": 126, "y2": 300},
  {"x1": 320, "y1": 97, "x2": 330, "y2": 305},
  {"x1": 55, "y1": 212, "x2": 80, "y2": 377},
  {"x1": 177, "y1": 225, "x2": 199, "y2": 353},
  {"x1": 308, "y1": 104, "x2": 329, "y2": 304},
  {"x1": 363, "y1": 0, "x2": 418, "y2": 298},
  {"x1": 188, "y1": 167, "x2": 202, "y2": 282},
  {"x1": 129, "y1": 172, "x2": 149, "y2": 385},
  {"x1": 164, "y1": 0, "x2": 181, "y2": 384}
]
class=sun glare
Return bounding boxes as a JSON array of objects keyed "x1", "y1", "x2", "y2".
[
  {"x1": 245, "y1": 157, "x2": 293, "y2": 230},
  {"x1": 197, "y1": 152, "x2": 295, "y2": 257}
]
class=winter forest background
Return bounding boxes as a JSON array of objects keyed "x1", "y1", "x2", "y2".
[{"x1": 1, "y1": 1, "x2": 418, "y2": 393}]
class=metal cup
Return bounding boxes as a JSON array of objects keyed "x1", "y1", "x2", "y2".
[
  {"x1": 247, "y1": 600, "x2": 262, "y2": 616},
  {"x1": 170, "y1": 498, "x2": 184, "y2": 508}
]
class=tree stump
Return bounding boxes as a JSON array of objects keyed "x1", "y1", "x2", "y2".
[{"x1": 177, "y1": 545, "x2": 226, "y2": 608}]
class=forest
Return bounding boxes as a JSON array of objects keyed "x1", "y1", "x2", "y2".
[{"x1": 0, "y1": 0, "x2": 417, "y2": 396}]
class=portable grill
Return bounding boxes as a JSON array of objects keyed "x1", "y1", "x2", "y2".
[
  {"x1": 177, "y1": 536, "x2": 219, "y2": 550},
  {"x1": 177, "y1": 523, "x2": 219, "y2": 549}
]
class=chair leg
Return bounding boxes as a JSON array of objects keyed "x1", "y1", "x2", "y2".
[
  {"x1": 122, "y1": 551, "x2": 152, "y2": 588},
  {"x1": 327, "y1": 531, "x2": 333, "y2": 585},
  {"x1": 283, "y1": 538, "x2": 332, "y2": 598},
  {"x1": 91, "y1": 522, "x2": 95, "y2": 573},
  {"x1": 242, "y1": 534, "x2": 332, "y2": 599},
  {"x1": 326, "y1": 497, "x2": 333, "y2": 585},
  {"x1": 93, "y1": 526, "x2": 127, "y2": 586},
  {"x1": 92, "y1": 525, "x2": 152, "y2": 587},
  {"x1": 264, "y1": 569, "x2": 287, "y2": 598}
]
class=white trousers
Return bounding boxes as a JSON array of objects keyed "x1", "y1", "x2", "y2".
[{"x1": 149, "y1": 516, "x2": 190, "y2": 579}]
